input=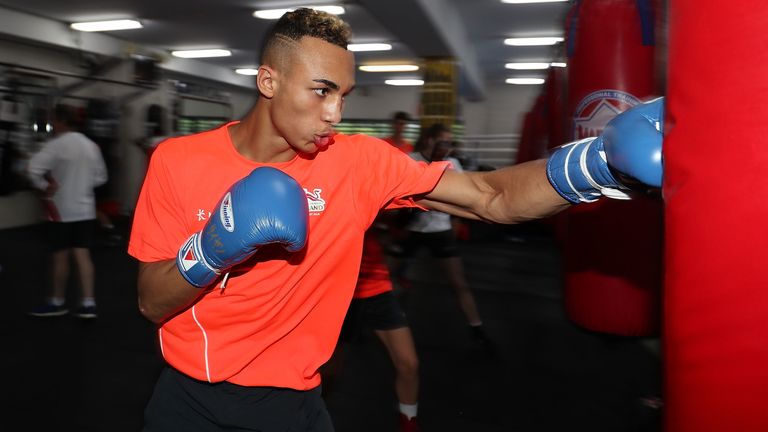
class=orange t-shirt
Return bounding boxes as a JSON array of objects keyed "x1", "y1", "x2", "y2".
[
  {"x1": 353, "y1": 136, "x2": 414, "y2": 298},
  {"x1": 384, "y1": 136, "x2": 414, "y2": 154},
  {"x1": 128, "y1": 122, "x2": 449, "y2": 390}
]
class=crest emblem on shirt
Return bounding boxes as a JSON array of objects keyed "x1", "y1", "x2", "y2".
[{"x1": 304, "y1": 188, "x2": 326, "y2": 214}]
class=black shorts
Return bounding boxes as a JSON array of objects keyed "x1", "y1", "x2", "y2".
[
  {"x1": 340, "y1": 291, "x2": 408, "y2": 343},
  {"x1": 395, "y1": 229, "x2": 459, "y2": 258},
  {"x1": 143, "y1": 367, "x2": 334, "y2": 432},
  {"x1": 48, "y1": 220, "x2": 96, "y2": 251}
]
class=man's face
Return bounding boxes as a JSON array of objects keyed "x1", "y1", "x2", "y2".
[
  {"x1": 393, "y1": 119, "x2": 407, "y2": 135},
  {"x1": 430, "y1": 131, "x2": 454, "y2": 161},
  {"x1": 271, "y1": 36, "x2": 356, "y2": 154}
]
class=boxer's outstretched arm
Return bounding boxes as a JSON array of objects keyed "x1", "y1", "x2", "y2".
[
  {"x1": 422, "y1": 97, "x2": 664, "y2": 221},
  {"x1": 419, "y1": 159, "x2": 570, "y2": 224}
]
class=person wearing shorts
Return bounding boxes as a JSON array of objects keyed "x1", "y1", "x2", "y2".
[
  {"x1": 396, "y1": 124, "x2": 493, "y2": 348},
  {"x1": 27, "y1": 103, "x2": 107, "y2": 319},
  {"x1": 326, "y1": 229, "x2": 421, "y2": 431}
]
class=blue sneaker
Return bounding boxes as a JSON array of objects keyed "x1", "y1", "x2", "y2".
[
  {"x1": 28, "y1": 303, "x2": 69, "y2": 317},
  {"x1": 73, "y1": 305, "x2": 98, "y2": 319}
]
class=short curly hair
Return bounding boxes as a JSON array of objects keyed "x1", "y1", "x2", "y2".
[{"x1": 260, "y1": 8, "x2": 352, "y2": 65}]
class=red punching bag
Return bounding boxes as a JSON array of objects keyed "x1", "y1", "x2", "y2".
[
  {"x1": 562, "y1": 0, "x2": 663, "y2": 336},
  {"x1": 664, "y1": 1, "x2": 768, "y2": 430},
  {"x1": 545, "y1": 65, "x2": 568, "y2": 152},
  {"x1": 542, "y1": 65, "x2": 570, "y2": 245},
  {"x1": 516, "y1": 94, "x2": 548, "y2": 165}
]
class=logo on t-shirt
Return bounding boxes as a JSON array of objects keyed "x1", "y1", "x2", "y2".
[
  {"x1": 304, "y1": 188, "x2": 326, "y2": 214},
  {"x1": 220, "y1": 192, "x2": 235, "y2": 232}
]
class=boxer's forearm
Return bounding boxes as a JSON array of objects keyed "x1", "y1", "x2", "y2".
[
  {"x1": 137, "y1": 260, "x2": 208, "y2": 324},
  {"x1": 421, "y1": 159, "x2": 570, "y2": 224}
]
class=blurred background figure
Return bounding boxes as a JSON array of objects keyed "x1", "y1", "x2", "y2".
[
  {"x1": 393, "y1": 123, "x2": 493, "y2": 351},
  {"x1": 384, "y1": 111, "x2": 415, "y2": 153},
  {"x1": 324, "y1": 228, "x2": 422, "y2": 432},
  {"x1": 26, "y1": 103, "x2": 107, "y2": 318},
  {"x1": 448, "y1": 140, "x2": 477, "y2": 172}
]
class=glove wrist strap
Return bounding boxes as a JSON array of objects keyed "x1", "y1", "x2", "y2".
[
  {"x1": 546, "y1": 137, "x2": 630, "y2": 203},
  {"x1": 579, "y1": 140, "x2": 631, "y2": 201},
  {"x1": 176, "y1": 232, "x2": 220, "y2": 288},
  {"x1": 547, "y1": 138, "x2": 602, "y2": 203}
]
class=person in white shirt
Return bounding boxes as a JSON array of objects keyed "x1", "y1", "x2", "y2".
[
  {"x1": 394, "y1": 123, "x2": 493, "y2": 350},
  {"x1": 26, "y1": 104, "x2": 108, "y2": 318}
]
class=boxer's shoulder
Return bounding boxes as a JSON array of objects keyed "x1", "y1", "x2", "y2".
[{"x1": 151, "y1": 124, "x2": 233, "y2": 165}]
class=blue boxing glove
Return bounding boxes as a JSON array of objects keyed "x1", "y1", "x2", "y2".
[
  {"x1": 176, "y1": 167, "x2": 309, "y2": 288},
  {"x1": 546, "y1": 97, "x2": 664, "y2": 203}
]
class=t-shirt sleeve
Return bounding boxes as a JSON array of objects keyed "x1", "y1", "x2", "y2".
[
  {"x1": 383, "y1": 161, "x2": 449, "y2": 210},
  {"x1": 353, "y1": 136, "x2": 450, "y2": 224},
  {"x1": 447, "y1": 156, "x2": 464, "y2": 173},
  {"x1": 128, "y1": 147, "x2": 188, "y2": 262}
]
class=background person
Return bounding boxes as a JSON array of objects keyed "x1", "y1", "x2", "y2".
[
  {"x1": 395, "y1": 123, "x2": 492, "y2": 349},
  {"x1": 27, "y1": 103, "x2": 108, "y2": 318},
  {"x1": 324, "y1": 227, "x2": 422, "y2": 432},
  {"x1": 384, "y1": 111, "x2": 415, "y2": 153}
]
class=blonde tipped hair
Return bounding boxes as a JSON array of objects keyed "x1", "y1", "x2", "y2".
[{"x1": 260, "y1": 8, "x2": 352, "y2": 66}]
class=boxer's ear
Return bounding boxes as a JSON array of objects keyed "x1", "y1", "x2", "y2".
[{"x1": 257, "y1": 66, "x2": 277, "y2": 99}]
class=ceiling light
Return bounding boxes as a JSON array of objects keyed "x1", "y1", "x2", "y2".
[
  {"x1": 504, "y1": 37, "x2": 564, "y2": 46},
  {"x1": 501, "y1": 0, "x2": 569, "y2": 4},
  {"x1": 253, "y1": 5, "x2": 345, "y2": 19},
  {"x1": 235, "y1": 68, "x2": 259, "y2": 75},
  {"x1": 506, "y1": 78, "x2": 545, "y2": 85},
  {"x1": 359, "y1": 65, "x2": 419, "y2": 72},
  {"x1": 348, "y1": 43, "x2": 392, "y2": 52},
  {"x1": 70, "y1": 19, "x2": 142, "y2": 32},
  {"x1": 171, "y1": 49, "x2": 232, "y2": 58},
  {"x1": 385, "y1": 79, "x2": 424, "y2": 86},
  {"x1": 505, "y1": 62, "x2": 551, "y2": 70},
  {"x1": 551, "y1": 62, "x2": 567, "y2": 67}
]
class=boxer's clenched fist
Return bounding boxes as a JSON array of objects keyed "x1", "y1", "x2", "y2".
[
  {"x1": 546, "y1": 97, "x2": 664, "y2": 203},
  {"x1": 176, "y1": 167, "x2": 309, "y2": 288}
]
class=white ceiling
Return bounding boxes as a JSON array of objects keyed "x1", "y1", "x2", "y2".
[{"x1": 0, "y1": 0, "x2": 571, "y2": 101}]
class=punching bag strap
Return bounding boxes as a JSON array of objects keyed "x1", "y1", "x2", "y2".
[
  {"x1": 566, "y1": 0, "x2": 582, "y2": 58},
  {"x1": 635, "y1": 0, "x2": 655, "y2": 46}
]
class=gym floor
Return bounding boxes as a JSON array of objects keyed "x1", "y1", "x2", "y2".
[{"x1": 0, "y1": 219, "x2": 662, "y2": 432}]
